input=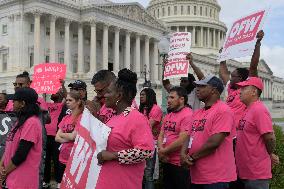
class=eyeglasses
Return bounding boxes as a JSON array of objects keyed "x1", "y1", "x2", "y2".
[
  {"x1": 13, "y1": 82, "x2": 24, "y2": 87},
  {"x1": 71, "y1": 88, "x2": 85, "y2": 91},
  {"x1": 94, "y1": 86, "x2": 108, "y2": 94}
]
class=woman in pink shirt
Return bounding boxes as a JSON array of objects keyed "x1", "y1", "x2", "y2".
[
  {"x1": 55, "y1": 91, "x2": 84, "y2": 187},
  {"x1": 0, "y1": 88, "x2": 43, "y2": 189},
  {"x1": 139, "y1": 88, "x2": 163, "y2": 189},
  {"x1": 96, "y1": 69, "x2": 154, "y2": 189}
]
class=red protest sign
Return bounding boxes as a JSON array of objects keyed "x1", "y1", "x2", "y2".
[
  {"x1": 224, "y1": 10, "x2": 265, "y2": 50},
  {"x1": 31, "y1": 63, "x2": 66, "y2": 94}
]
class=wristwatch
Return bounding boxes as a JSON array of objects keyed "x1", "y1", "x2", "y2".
[{"x1": 188, "y1": 155, "x2": 196, "y2": 162}]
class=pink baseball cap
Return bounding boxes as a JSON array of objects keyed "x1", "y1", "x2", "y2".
[{"x1": 236, "y1": 77, "x2": 263, "y2": 90}]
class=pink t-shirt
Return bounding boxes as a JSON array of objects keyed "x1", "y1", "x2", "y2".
[
  {"x1": 96, "y1": 109, "x2": 154, "y2": 189},
  {"x1": 5, "y1": 97, "x2": 48, "y2": 111},
  {"x1": 161, "y1": 107, "x2": 193, "y2": 166},
  {"x1": 235, "y1": 100, "x2": 273, "y2": 180},
  {"x1": 188, "y1": 100, "x2": 237, "y2": 184},
  {"x1": 98, "y1": 104, "x2": 116, "y2": 124},
  {"x1": 227, "y1": 85, "x2": 246, "y2": 135},
  {"x1": 58, "y1": 114, "x2": 82, "y2": 164},
  {"x1": 45, "y1": 102, "x2": 64, "y2": 136},
  {"x1": 143, "y1": 104, "x2": 163, "y2": 140},
  {"x1": 3, "y1": 116, "x2": 42, "y2": 189}
]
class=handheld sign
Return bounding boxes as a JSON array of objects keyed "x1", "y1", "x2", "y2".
[
  {"x1": 31, "y1": 63, "x2": 66, "y2": 94},
  {"x1": 0, "y1": 112, "x2": 17, "y2": 159},
  {"x1": 61, "y1": 108, "x2": 111, "y2": 189},
  {"x1": 164, "y1": 32, "x2": 191, "y2": 80},
  {"x1": 218, "y1": 9, "x2": 267, "y2": 62}
]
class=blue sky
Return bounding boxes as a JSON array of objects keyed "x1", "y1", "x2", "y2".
[{"x1": 112, "y1": 0, "x2": 284, "y2": 78}]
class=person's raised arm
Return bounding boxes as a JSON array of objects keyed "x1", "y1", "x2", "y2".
[
  {"x1": 249, "y1": 30, "x2": 264, "y2": 77},
  {"x1": 186, "y1": 53, "x2": 204, "y2": 80},
  {"x1": 219, "y1": 48, "x2": 230, "y2": 84}
]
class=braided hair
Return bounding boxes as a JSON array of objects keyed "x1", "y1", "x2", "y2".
[{"x1": 115, "y1": 68, "x2": 137, "y2": 105}]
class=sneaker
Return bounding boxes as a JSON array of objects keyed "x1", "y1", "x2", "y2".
[{"x1": 43, "y1": 182, "x2": 49, "y2": 188}]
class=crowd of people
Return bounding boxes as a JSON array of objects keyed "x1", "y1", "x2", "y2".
[{"x1": 0, "y1": 30, "x2": 279, "y2": 189}]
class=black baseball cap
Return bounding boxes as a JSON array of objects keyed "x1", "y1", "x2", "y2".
[
  {"x1": 7, "y1": 87, "x2": 38, "y2": 104},
  {"x1": 194, "y1": 75, "x2": 224, "y2": 94},
  {"x1": 68, "y1": 80, "x2": 87, "y2": 90}
]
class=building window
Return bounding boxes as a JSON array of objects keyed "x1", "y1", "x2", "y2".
[
  {"x1": 194, "y1": 6, "x2": 197, "y2": 15},
  {"x1": 45, "y1": 55, "x2": 49, "y2": 63},
  {"x1": 200, "y1": 7, "x2": 203, "y2": 16},
  {"x1": 108, "y1": 62, "x2": 113, "y2": 71},
  {"x1": 181, "y1": 6, "x2": 184, "y2": 15},
  {"x1": 84, "y1": 56, "x2": 90, "y2": 73},
  {"x1": 73, "y1": 34, "x2": 78, "y2": 41},
  {"x1": 187, "y1": 6, "x2": 190, "y2": 14},
  {"x1": 46, "y1": 27, "x2": 50, "y2": 36},
  {"x1": 206, "y1": 7, "x2": 208, "y2": 16},
  {"x1": 29, "y1": 53, "x2": 34, "y2": 67},
  {"x1": 60, "y1": 31, "x2": 65, "y2": 38},
  {"x1": 58, "y1": 51, "x2": 64, "y2": 64},
  {"x1": 30, "y1": 24, "x2": 34, "y2": 32},
  {"x1": 2, "y1": 25, "x2": 7, "y2": 35},
  {"x1": 210, "y1": 9, "x2": 212, "y2": 17},
  {"x1": 168, "y1": 6, "x2": 171, "y2": 16},
  {"x1": 162, "y1": 7, "x2": 165, "y2": 16},
  {"x1": 157, "y1": 9, "x2": 160, "y2": 18},
  {"x1": 174, "y1": 6, "x2": 177, "y2": 15},
  {"x1": 2, "y1": 54, "x2": 7, "y2": 71}
]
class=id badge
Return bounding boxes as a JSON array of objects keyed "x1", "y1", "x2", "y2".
[{"x1": 188, "y1": 137, "x2": 193, "y2": 149}]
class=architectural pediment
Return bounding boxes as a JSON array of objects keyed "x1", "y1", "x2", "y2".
[
  {"x1": 95, "y1": 3, "x2": 166, "y2": 30},
  {"x1": 259, "y1": 59, "x2": 273, "y2": 75}
]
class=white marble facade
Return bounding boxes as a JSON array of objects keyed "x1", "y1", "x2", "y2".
[{"x1": 0, "y1": 0, "x2": 165, "y2": 96}]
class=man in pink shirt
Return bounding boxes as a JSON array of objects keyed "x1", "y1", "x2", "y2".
[
  {"x1": 235, "y1": 77, "x2": 276, "y2": 189},
  {"x1": 158, "y1": 86, "x2": 192, "y2": 189},
  {"x1": 181, "y1": 75, "x2": 237, "y2": 189}
]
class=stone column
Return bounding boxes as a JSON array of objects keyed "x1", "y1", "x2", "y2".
[
  {"x1": 8, "y1": 15, "x2": 14, "y2": 71},
  {"x1": 77, "y1": 23, "x2": 84, "y2": 73},
  {"x1": 185, "y1": 26, "x2": 188, "y2": 32},
  {"x1": 49, "y1": 16, "x2": 57, "y2": 63},
  {"x1": 213, "y1": 29, "x2": 216, "y2": 48},
  {"x1": 207, "y1": 28, "x2": 210, "y2": 48},
  {"x1": 200, "y1": 27, "x2": 204, "y2": 47},
  {"x1": 34, "y1": 12, "x2": 41, "y2": 65},
  {"x1": 135, "y1": 33, "x2": 141, "y2": 77},
  {"x1": 144, "y1": 36, "x2": 150, "y2": 80},
  {"x1": 102, "y1": 24, "x2": 109, "y2": 70},
  {"x1": 176, "y1": 26, "x2": 179, "y2": 32},
  {"x1": 90, "y1": 20, "x2": 97, "y2": 74},
  {"x1": 124, "y1": 30, "x2": 131, "y2": 69},
  {"x1": 64, "y1": 19, "x2": 71, "y2": 72},
  {"x1": 153, "y1": 40, "x2": 159, "y2": 81},
  {"x1": 113, "y1": 27, "x2": 120, "y2": 73},
  {"x1": 192, "y1": 26, "x2": 196, "y2": 46},
  {"x1": 217, "y1": 30, "x2": 221, "y2": 49}
]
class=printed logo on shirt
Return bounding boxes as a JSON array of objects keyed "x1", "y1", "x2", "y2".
[
  {"x1": 48, "y1": 106, "x2": 59, "y2": 113},
  {"x1": 191, "y1": 119, "x2": 206, "y2": 132},
  {"x1": 226, "y1": 93, "x2": 237, "y2": 103},
  {"x1": 62, "y1": 124, "x2": 75, "y2": 133},
  {"x1": 237, "y1": 119, "x2": 246, "y2": 131},
  {"x1": 164, "y1": 121, "x2": 176, "y2": 132},
  {"x1": 101, "y1": 109, "x2": 115, "y2": 124}
]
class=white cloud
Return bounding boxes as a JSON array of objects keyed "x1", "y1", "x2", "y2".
[{"x1": 261, "y1": 45, "x2": 284, "y2": 78}]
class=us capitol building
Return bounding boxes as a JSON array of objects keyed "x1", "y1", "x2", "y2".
[{"x1": 0, "y1": 0, "x2": 283, "y2": 116}]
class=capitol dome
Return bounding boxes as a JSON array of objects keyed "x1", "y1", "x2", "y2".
[{"x1": 147, "y1": 0, "x2": 227, "y2": 56}]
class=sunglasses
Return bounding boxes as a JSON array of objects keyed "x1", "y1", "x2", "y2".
[{"x1": 71, "y1": 88, "x2": 85, "y2": 91}]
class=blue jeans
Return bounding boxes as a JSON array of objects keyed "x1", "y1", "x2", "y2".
[
  {"x1": 191, "y1": 182, "x2": 229, "y2": 189},
  {"x1": 143, "y1": 150, "x2": 156, "y2": 189}
]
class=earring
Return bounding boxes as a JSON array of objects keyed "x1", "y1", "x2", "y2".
[{"x1": 116, "y1": 100, "x2": 120, "y2": 106}]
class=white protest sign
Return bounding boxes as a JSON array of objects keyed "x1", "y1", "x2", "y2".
[
  {"x1": 218, "y1": 9, "x2": 268, "y2": 62},
  {"x1": 164, "y1": 32, "x2": 191, "y2": 80},
  {"x1": 61, "y1": 108, "x2": 111, "y2": 189}
]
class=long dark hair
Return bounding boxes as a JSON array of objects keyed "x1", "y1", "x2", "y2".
[
  {"x1": 139, "y1": 88, "x2": 157, "y2": 118},
  {"x1": 10, "y1": 102, "x2": 40, "y2": 139}
]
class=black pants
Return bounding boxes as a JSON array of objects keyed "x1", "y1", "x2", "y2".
[
  {"x1": 43, "y1": 135, "x2": 62, "y2": 183},
  {"x1": 163, "y1": 163, "x2": 190, "y2": 189}
]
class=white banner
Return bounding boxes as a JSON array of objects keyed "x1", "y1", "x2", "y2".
[
  {"x1": 164, "y1": 32, "x2": 191, "y2": 80},
  {"x1": 218, "y1": 9, "x2": 268, "y2": 62}
]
